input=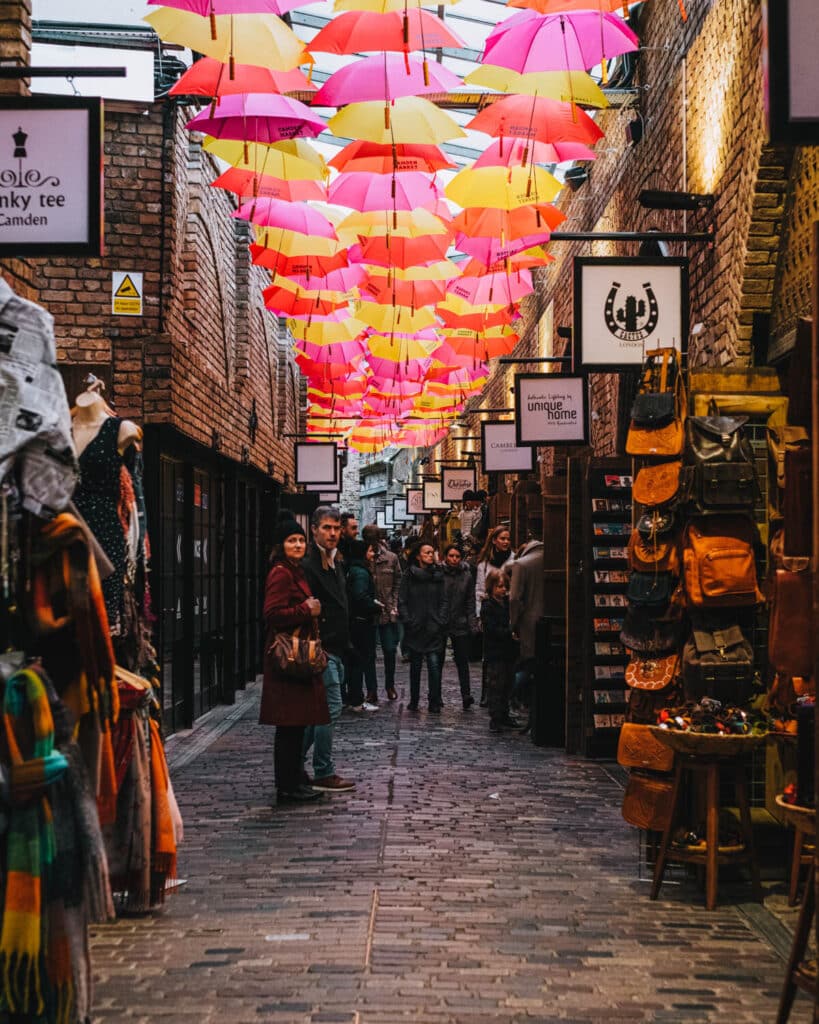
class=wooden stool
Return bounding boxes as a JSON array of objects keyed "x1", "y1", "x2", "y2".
[
  {"x1": 648, "y1": 731, "x2": 764, "y2": 911},
  {"x1": 788, "y1": 828, "x2": 814, "y2": 907},
  {"x1": 775, "y1": 796, "x2": 816, "y2": 1024}
]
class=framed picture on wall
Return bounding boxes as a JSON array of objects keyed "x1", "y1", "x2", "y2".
[
  {"x1": 376, "y1": 510, "x2": 387, "y2": 529},
  {"x1": 764, "y1": 0, "x2": 819, "y2": 144},
  {"x1": 392, "y1": 497, "x2": 411, "y2": 522},
  {"x1": 422, "y1": 480, "x2": 450, "y2": 512},
  {"x1": 441, "y1": 466, "x2": 477, "y2": 503},
  {"x1": 295, "y1": 442, "x2": 338, "y2": 485},
  {"x1": 406, "y1": 488, "x2": 425, "y2": 515},
  {"x1": 480, "y1": 420, "x2": 535, "y2": 473},
  {"x1": 515, "y1": 374, "x2": 589, "y2": 446}
]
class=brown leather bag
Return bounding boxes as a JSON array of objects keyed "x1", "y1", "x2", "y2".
[
  {"x1": 268, "y1": 622, "x2": 328, "y2": 678},
  {"x1": 627, "y1": 529, "x2": 680, "y2": 574},
  {"x1": 625, "y1": 652, "x2": 679, "y2": 691},
  {"x1": 617, "y1": 722, "x2": 674, "y2": 771},
  {"x1": 621, "y1": 770, "x2": 674, "y2": 831},
  {"x1": 768, "y1": 424, "x2": 809, "y2": 490},
  {"x1": 626, "y1": 348, "x2": 687, "y2": 457},
  {"x1": 783, "y1": 445, "x2": 813, "y2": 557},
  {"x1": 633, "y1": 461, "x2": 681, "y2": 507},
  {"x1": 682, "y1": 516, "x2": 763, "y2": 608},
  {"x1": 769, "y1": 566, "x2": 814, "y2": 680}
]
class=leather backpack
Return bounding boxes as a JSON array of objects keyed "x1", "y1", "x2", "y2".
[
  {"x1": 682, "y1": 407, "x2": 759, "y2": 514},
  {"x1": 682, "y1": 516, "x2": 763, "y2": 608},
  {"x1": 681, "y1": 618, "x2": 754, "y2": 703},
  {"x1": 626, "y1": 348, "x2": 686, "y2": 457}
]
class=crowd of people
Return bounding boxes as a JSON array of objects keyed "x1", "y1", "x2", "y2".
[{"x1": 259, "y1": 497, "x2": 544, "y2": 805}]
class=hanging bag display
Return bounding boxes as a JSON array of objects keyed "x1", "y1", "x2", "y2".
[
  {"x1": 632, "y1": 461, "x2": 681, "y2": 508},
  {"x1": 681, "y1": 619, "x2": 754, "y2": 703},
  {"x1": 768, "y1": 531, "x2": 813, "y2": 679},
  {"x1": 268, "y1": 622, "x2": 328, "y2": 679},
  {"x1": 682, "y1": 516, "x2": 763, "y2": 608},
  {"x1": 626, "y1": 571, "x2": 676, "y2": 610},
  {"x1": 682, "y1": 406, "x2": 759, "y2": 514},
  {"x1": 621, "y1": 606, "x2": 684, "y2": 654},
  {"x1": 626, "y1": 348, "x2": 687, "y2": 457},
  {"x1": 627, "y1": 530, "x2": 680, "y2": 574},
  {"x1": 616, "y1": 722, "x2": 675, "y2": 772},
  {"x1": 625, "y1": 651, "x2": 679, "y2": 691}
]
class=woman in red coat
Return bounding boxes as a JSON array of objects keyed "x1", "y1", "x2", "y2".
[{"x1": 259, "y1": 517, "x2": 329, "y2": 804}]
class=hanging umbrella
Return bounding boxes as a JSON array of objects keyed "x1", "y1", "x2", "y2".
[
  {"x1": 148, "y1": 0, "x2": 308, "y2": 14},
  {"x1": 339, "y1": 208, "x2": 451, "y2": 239},
  {"x1": 289, "y1": 316, "x2": 367, "y2": 344},
  {"x1": 355, "y1": 302, "x2": 437, "y2": 333},
  {"x1": 186, "y1": 93, "x2": 325, "y2": 144},
  {"x1": 296, "y1": 354, "x2": 364, "y2": 379},
  {"x1": 459, "y1": 251, "x2": 553, "y2": 275},
  {"x1": 466, "y1": 95, "x2": 604, "y2": 145},
  {"x1": 473, "y1": 136, "x2": 597, "y2": 169},
  {"x1": 235, "y1": 197, "x2": 338, "y2": 237},
  {"x1": 286, "y1": 266, "x2": 366, "y2": 292},
  {"x1": 464, "y1": 66, "x2": 608, "y2": 107},
  {"x1": 296, "y1": 338, "x2": 368, "y2": 363},
  {"x1": 250, "y1": 244, "x2": 349, "y2": 277},
  {"x1": 267, "y1": 273, "x2": 353, "y2": 301},
  {"x1": 313, "y1": 53, "x2": 461, "y2": 106},
  {"x1": 329, "y1": 140, "x2": 455, "y2": 175},
  {"x1": 308, "y1": 9, "x2": 464, "y2": 54},
  {"x1": 361, "y1": 275, "x2": 447, "y2": 306},
  {"x1": 445, "y1": 164, "x2": 561, "y2": 210},
  {"x1": 366, "y1": 354, "x2": 431, "y2": 380},
  {"x1": 202, "y1": 136, "x2": 327, "y2": 178},
  {"x1": 334, "y1": 0, "x2": 459, "y2": 11},
  {"x1": 169, "y1": 57, "x2": 316, "y2": 98},
  {"x1": 447, "y1": 269, "x2": 534, "y2": 306},
  {"x1": 211, "y1": 167, "x2": 327, "y2": 201},
  {"x1": 144, "y1": 8, "x2": 304, "y2": 72},
  {"x1": 507, "y1": 0, "x2": 641, "y2": 11},
  {"x1": 328, "y1": 97, "x2": 466, "y2": 146},
  {"x1": 348, "y1": 233, "x2": 450, "y2": 268},
  {"x1": 483, "y1": 10, "x2": 639, "y2": 76},
  {"x1": 455, "y1": 233, "x2": 553, "y2": 264},
  {"x1": 363, "y1": 259, "x2": 459, "y2": 281},
  {"x1": 439, "y1": 331, "x2": 518, "y2": 359},
  {"x1": 453, "y1": 203, "x2": 565, "y2": 240},
  {"x1": 250, "y1": 224, "x2": 343, "y2": 254},
  {"x1": 263, "y1": 285, "x2": 347, "y2": 316},
  {"x1": 329, "y1": 172, "x2": 442, "y2": 213}
]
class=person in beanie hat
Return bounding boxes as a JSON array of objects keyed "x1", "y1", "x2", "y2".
[{"x1": 259, "y1": 512, "x2": 328, "y2": 804}]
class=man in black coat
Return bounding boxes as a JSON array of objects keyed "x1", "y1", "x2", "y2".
[{"x1": 301, "y1": 506, "x2": 356, "y2": 792}]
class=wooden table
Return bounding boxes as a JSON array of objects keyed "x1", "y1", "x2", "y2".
[{"x1": 775, "y1": 795, "x2": 816, "y2": 1024}]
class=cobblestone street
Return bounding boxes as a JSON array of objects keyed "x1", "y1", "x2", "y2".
[{"x1": 91, "y1": 663, "x2": 809, "y2": 1023}]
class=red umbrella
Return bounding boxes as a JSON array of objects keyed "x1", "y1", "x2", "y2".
[
  {"x1": 360, "y1": 275, "x2": 448, "y2": 307},
  {"x1": 467, "y1": 94, "x2": 603, "y2": 145},
  {"x1": 348, "y1": 234, "x2": 450, "y2": 269},
  {"x1": 438, "y1": 306, "x2": 521, "y2": 331},
  {"x1": 250, "y1": 244, "x2": 349, "y2": 277},
  {"x1": 453, "y1": 203, "x2": 565, "y2": 239},
  {"x1": 329, "y1": 141, "x2": 455, "y2": 175},
  {"x1": 211, "y1": 167, "x2": 327, "y2": 201},
  {"x1": 169, "y1": 57, "x2": 315, "y2": 98},
  {"x1": 263, "y1": 285, "x2": 346, "y2": 316},
  {"x1": 308, "y1": 9, "x2": 464, "y2": 54}
]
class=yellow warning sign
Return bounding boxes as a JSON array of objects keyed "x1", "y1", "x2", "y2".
[{"x1": 112, "y1": 271, "x2": 143, "y2": 316}]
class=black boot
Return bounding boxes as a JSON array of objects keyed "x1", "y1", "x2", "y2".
[{"x1": 462, "y1": 694, "x2": 475, "y2": 710}]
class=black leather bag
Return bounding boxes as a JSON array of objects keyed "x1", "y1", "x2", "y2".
[
  {"x1": 631, "y1": 391, "x2": 676, "y2": 428},
  {"x1": 682, "y1": 412, "x2": 759, "y2": 513},
  {"x1": 681, "y1": 619, "x2": 754, "y2": 703},
  {"x1": 621, "y1": 606, "x2": 684, "y2": 654},
  {"x1": 626, "y1": 571, "x2": 675, "y2": 610}
]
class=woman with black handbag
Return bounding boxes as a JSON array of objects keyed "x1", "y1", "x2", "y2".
[{"x1": 260, "y1": 516, "x2": 329, "y2": 804}]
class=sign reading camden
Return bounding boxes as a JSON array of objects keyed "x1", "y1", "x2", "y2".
[
  {"x1": 0, "y1": 97, "x2": 102, "y2": 257},
  {"x1": 481, "y1": 421, "x2": 534, "y2": 473},
  {"x1": 574, "y1": 257, "x2": 688, "y2": 370},
  {"x1": 515, "y1": 374, "x2": 588, "y2": 446}
]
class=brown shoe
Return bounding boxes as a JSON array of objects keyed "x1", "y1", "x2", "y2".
[
  {"x1": 386, "y1": 687, "x2": 398, "y2": 701},
  {"x1": 311, "y1": 774, "x2": 356, "y2": 792}
]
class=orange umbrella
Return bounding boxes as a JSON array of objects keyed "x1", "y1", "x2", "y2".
[
  {"x1": 308, "y1": 9, "x2": 464, "y2": 54},
  {"x1": 263, "y1": 284, "x2": 346, "y2": 316},
  {"x1": 438, "y1": 305, "x2": 520, "y2": 331},
  {"x1": 211, "y1": 167, "x2": 327, "y2": 201},
  {"x1": 467, "y1": 94, "x2": 604, "y2": 145},
  {"x1": 360, "y1": 275, "x2": 448, "y2": 306},
  {"x1": 169, "y1": 56, "x2": 316, "y2": 97},
  {"x1": 250, "y1": 244, "x2": 349, "y2": 277},
  {"x1": 328, "y1": 140, "x2": 456, "y2": 175},
  {"x1": 348, "y1": 233, "x2": 450, "y2": 269},
  {"x1": 453, "y1": 204, "x2": 565, "y2": 240}
]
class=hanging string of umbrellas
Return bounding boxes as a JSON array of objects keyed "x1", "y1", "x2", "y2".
[{"x1": 145, "y1": 0, "x2": 649, "y2": 454}]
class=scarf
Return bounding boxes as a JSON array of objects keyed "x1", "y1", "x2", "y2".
[
  {"x1": 489, "y1": 548, "x2": 510, "y2": 569},
  {"x1": 319, "y1": 546, "x2": 337, "y2": 572},
  {"x1": 0, "y1": 665, "x2": 72, "y2": 1023},
  {"x1": 149, "y1": 718, "x2": 177, "y2": 904}
]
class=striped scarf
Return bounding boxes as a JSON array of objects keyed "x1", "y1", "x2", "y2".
[{"x1": 0, "y1": 665, "x2": 72, "y2": 1023}]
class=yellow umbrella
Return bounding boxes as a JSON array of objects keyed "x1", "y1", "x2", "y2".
[
  {"x1": 338, "y1": 209, "x2": 451, "y2": 239},
  {"x1": 203, "y1": 137, "x2": 327, "y2": 180},
  {"x1": 464, "y1": 67, "x2": 609, "y2": 108},
  {"x1": 367, "y1": 333, "x2": 437, "y2": 361},
  {"x1": 144, "y1": 8, "x2": 305, "y2": 73},
  {"x1": 363, "y1": 260, "x2": 460, "y2": 281},
  {"x1": 354, "y1": 302, "x2": 436, "y2": 333},
  {"x1": 439, "y1": 324, "x2": 519, "y2": 340},
  {"x1": 437, "y1": 295, "x2": 506, "y2": 317},
  {"x1": 328, "y1": 97, "x2": 466, "y2": 145},
  {"x1": 288, "y1": 317, "x2": 367, "y2": 343},
  {"x1": 446, "y1": 165, "x2": 561, "y2": 210},
  {"x1": 253, "y1": 225, "x2": 345, "y2": 256},
  {"x1": 269, "y1": 273, "x2": 356, "y2": 302}
]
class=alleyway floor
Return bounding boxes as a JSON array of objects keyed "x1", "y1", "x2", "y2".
[{"x1": 91, "y1": 662, "x2": 810, "y2": 1023}]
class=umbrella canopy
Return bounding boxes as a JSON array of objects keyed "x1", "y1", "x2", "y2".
[
  {"x1": 361, "y1": 275, "x2": 448, "y2": 306},
  {"x1": 186, "y1": 93, "x2": 325, "y2": 143},
  {"x1": 328, "y1": 97, "x2": 466, "y2": 145},
  {"x1": 366, "y1": 354, "x2": 432, "y2": 380},
  {"x1": 363, "y1": 259, "x2": 459, "y2": 281},
  {"x1": 250, "y1": 244, "x2": 349, "y2": 277},
  {"x1": 464, "y1": 66, "x2": 608, "y2": 106},
  {"x1": 263, "y1": 285, "x2": 346, "y2": 316},
  {"x1": 289, "y1": 316, "x2": 367, "y2": 343},
  {"x1": 144, "y1": 8, "x2": 304, "y2": 71},
  {"x1": 483, "y1": 10, "x2": 639, "y2": 74},
  {"x1": 329, "y1": 140, "x2": 455, "y2": 174},
  {"x1": 211, "y1": 167, "x2": 327, "y2": 201},
  {"x1": 467, "y1": 95, "x2": 604, "y2": 145},
  {"x1": 296, "y1": 354, "x2": 363, "y2": 379},
  {"x1": 453, "y1": 203, "x2": 566, "y2": 240},
  {"x1": 445, "y1": 164, "x2": 561, "y2": 209},
  {"x1": 308, "y1": 9, "x2": 464, "y2": 54},
  {"x1": 169, "y1": 56, "x2": 315, "y2": 97},
  {"x1": 447, "y1": 269, "x2": 534, "y2": 306},
  {"x1": 251, "y1": 224, "x2": 344, "y2": 254},
  {"x1": 348, "y1": 233, "x2": 450, "y2": 269},
  {"x1": 329, "y1": 172, "x2": 442, "y2": 212},
  {"x1": 286, "y1": 266, "x2": 366, "y2": 291},
  {"x1": 297, "y1": 338, "x2": 368, "y2": 363},
  {"x1": 355, "y1": 302, "x2": 437, "y2": 333},
  {"x1": 149, "y1": 0, "x2": 307, "y2": 13},
  {"x1": 334, "y1": 0, "x2": 459, "y2": 10},
  {"x1": 202, "y1": 136, "x2": 327, "y2": 178},
  {"x1": 473, "y1": 136, "x2": 597, "y2": 168},
  {"x1": 455, "y1": 233, "x2": 554, "y2": 264},
  {"x1": 508, "y1": 0, "x2": 640, "y2": 11},
  {"x1": 235, "y1": 197, "x2": 338, "y2": 237},
  {"x1": 339, "y1": 207, "x2": 451, "y2": 239},
  {"x1": 313, "y1": 53, "x2": 461, "y2": 106},
  {"x1": 441, "y1": 331, "x2": 518, "y2": 360}
]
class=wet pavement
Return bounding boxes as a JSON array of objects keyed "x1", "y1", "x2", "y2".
[{"x1": 90, "y1": 658, "x2": 811, "y2": 1023}]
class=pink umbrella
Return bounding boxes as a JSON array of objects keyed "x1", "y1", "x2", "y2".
[
  {"x1": 186, "y1": 93, "x2": 325, "y2": 144},
  {"x1": 447, "y1": 269, "x2": 534, "y2": 306},
  {"x1": 366, "y1": 354, "x2": 432, "y2": 380},
  {"x1": 474, "y1": 137, "x2": 597, "y2": 168},
  {"x1": 329, "y1": 172, "x2": 442, "y2": 213},
  {"x1": 286, "y1": 266, "x2": 366, "y2": 292},
  {"x1": 426, "y1": 364, "x2": 489, "y2": 385},
  {"x1": 455, "y1": 232, "x2": 552, "y2": 264},
  {"x1": 483, "y1": 10, "x2": 639, "y2": 74},
  {"x1": 149, "y1": 0, "x2": 310, "y2": 13},
  {"x1": 297, "y1": 339, "x2": 368, "y2": 363},
  {"x1": 234, "y1": 197, "x2": 338, "y2": 237},
  {"x1": 312, "y1": 54, "x2": 461, "y2": 106}
]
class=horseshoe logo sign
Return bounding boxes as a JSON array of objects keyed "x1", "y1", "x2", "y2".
[{"x1": 604, "y1": 280, "x2": 660, "y2": 342}]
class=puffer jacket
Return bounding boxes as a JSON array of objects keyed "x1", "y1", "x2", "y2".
[
  {"x1": 398, "y1": 564, "x2": 449, "y2": 653},
  {"x1": 442, "y1": 561, "x2": 478, "y2": 636}
]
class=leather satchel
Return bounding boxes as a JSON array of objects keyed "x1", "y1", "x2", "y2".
[
  {"x1": 626, "y1": 348, "x2": 686, "y2": 457},
  {"x1": 633, "y1": 461, "x2": 681, "y2": 507},
  {"x1": 621, "y1": 607, "x2": 684, "y2": 654},
  {"x1": 625, "y1": 652, "x2": 679, "y2": 691},
  {"x1": 627, "y1": 530, "x2": 680, "y2": 574},
  {"x1": 682, "y1": 412, "x2": 759, "y2": 513},
  {"x1": 681, "y1": 619, "x2": 754, "y2": 703},
  {"x1": 769, "y1": 562, "x2": 813, "y2": 679},
  {"x1": 621, "y1": 770, "x2": 674, "y2": 831},
  {"x1": 617, "y1": 722, "x2": 674, "y2": 772},
  {"x1": 636, "y1": 507, "x2": 676, "y2": 540},
  {"x1": 682, "y1": 516, "x2": 763, "y2": 608},
  {"x1": 768, "y1": 424, "x2": 809, "y2": 490},
  {"x1": 627, "y1": 571, "x2": 675, "y2": 610},
  {"x1": 268, "y1": 622, "x2": 328, "y2": 678}
]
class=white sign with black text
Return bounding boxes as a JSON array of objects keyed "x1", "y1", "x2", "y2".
[
  {"x1": 392, "y1": 497, "x2": 411, "y2": 522},
  {"x1": 480, "y1": 420, "x2": 534, "y2": 473},
  {"x1": 441, "y1": 466, "x2": 476, "y2": 503},
  {"x1": 515, "y1": 374, "x2": 588, "y2": 447},
  {"x1": 422, "y1": 480, "x2": 449, "y2": 512},
  {"x1": 406, "y1": 489, "x2": 424, "y2": 515}
]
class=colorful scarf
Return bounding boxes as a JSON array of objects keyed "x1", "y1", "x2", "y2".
[
  {"x1": 0, "y1": 665, "x2": 72, "y2": 1022},
  {"x1": 149, "y1": 718, "x2": 178, "y2": 904}
]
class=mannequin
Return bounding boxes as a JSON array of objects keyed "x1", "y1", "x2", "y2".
[{"x1": 71, "y1": 380, "x2": 142, "y2": 458}]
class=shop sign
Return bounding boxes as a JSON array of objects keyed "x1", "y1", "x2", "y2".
[
  {"x1": 376, "y1": 509, "x2": 387, "y2": 529},
  {"x1": 422, "y1": 479, "x2": 449, "y2": 512},
  {"x1": 0, "y1": 96, "x2": 102, "y2": 257},
  {"x1": 441, "y1": 466, "x2": 476, "y2": 502},
  {"x1": 392, "y1": 497, "x2": 411, "y2": 522},
  {"x1": 295, "y1": 442, "x2": 338, "y2": 486},
  {"x1": 764, "y1": 0, "x2": 819, "y2": 144},
  {"x1": 384, "y1": 504, "x2": 396, "y2": 527},
  {"x1": 406, "y1": 488, "x2": 424, "y2": 515},
  {"x1": 112, "y1": 271, "x2": 143, "y2": 316},
  {"x1": 515, "y1": 374, "x2": 588, "y2": 447},
  {"x1": 573, "y1": 257, "x2": 688, "y2": 370},
  {"x1": 481, "y1": 420, "x2": 534, "y2": 473}
]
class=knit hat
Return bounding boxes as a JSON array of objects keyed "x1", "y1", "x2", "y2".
[{"x1": 273, "y1": 516, "x2": 306, "y2": 547}]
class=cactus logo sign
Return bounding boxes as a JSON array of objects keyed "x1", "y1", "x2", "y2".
[
  {"x1": 574, "y1": 257, "x2": 688, "y2": 370},
  {"x1": 514, "y1": 374, "x2": 588, "y2": 447}
]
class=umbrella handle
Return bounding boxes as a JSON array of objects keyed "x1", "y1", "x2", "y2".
[{"x1": 209, "y1": 6, "x2": 217, "y2": 40}]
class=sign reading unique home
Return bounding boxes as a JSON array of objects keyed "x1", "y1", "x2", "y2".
[
  {"x1": 0, "y1": 96, "x2": 102, "y2": 257},
  {"x1": 574, "y1": 257, "x2": 688, "y2": 370},
  {"x1": 422, "y1": 480, "x2": 449, "y2": 512},
  {"x1": 406, "y1": 488, "x2": 424, "y2": 515},
  {"x1": 515, "y1": 374, "x2": 588, "y2": 446},
  {"x1": 480, "y1": 420, "x2": 534, "y2": 473},
  {"x1": 441, "y1": 466, "x2": 476, "y2": 502},
  {"x1": 295, "y1": 442, "x2": 338, "y2": 485},
  {"x1": 112, "y1": 271, "x2": 143, "y2": 316}
]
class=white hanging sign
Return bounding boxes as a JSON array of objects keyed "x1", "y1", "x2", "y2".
[{"x1": 515, "y1": 374, "x2": 588, "y2": 447}]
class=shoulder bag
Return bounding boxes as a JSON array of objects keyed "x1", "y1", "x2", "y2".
[
  {"x1": 617, "y1": 722, "x2": 674, "y2": 772},
  {"x1": 633, "y1": 460, "x2": 681, "y2": 508},
  {"x1": 269, "y1": 621, "x2": 327, "y2": 679},
  {"x1": 626, "y1": 348, "x2": 686, "y2": 457},
  {"x1": 627, "y1": 530, "x2": 680, "y2": 575},
  {"x1": 681, "y1": 619, "x2": 754, "y2": 703},
  {"x1": 768, "y1": 531, "x2": 813, "y2": 679}
]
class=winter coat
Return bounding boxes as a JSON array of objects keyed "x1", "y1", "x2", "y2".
[
  {"x1": 481, "y1": 595, "x2": 518, "y2": 664},
  {"x1": 398, "y1": 563, "x2": 450, "y2": 654},
  {"x1": 347, "y1": 558, "x2": 380, "y2": 624},
  {"x1": 509, "y1": 540, "x2": 544, "y2": 661},
  {"x1": 302, "y1": 543, "x2": 349, "y2": 656},
  {"x1": 442, "y1": 561, "x2": 478, "y2": 637},
  {"x1": 371, "y1": 545, "x2": 401, "y2": 624},
  {"x1": 475, "y1": 550, "x2": 516, "y2": 607},
  {"x1": 259, "y1": 558, "x2": 331, "y2": 727}
]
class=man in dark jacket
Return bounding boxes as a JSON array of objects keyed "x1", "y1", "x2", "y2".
[
  {"x1": 398, "y1": 543, "x2": 449, "y2": 712},
  {"x1": 301, "y1": 506, "x2": 355, "y2": 792},
  {"x1": 441, "y1": 544, "x2": 478, "y2": 710},
  {"x1": 362, "y1": 524, "x2": 401, "y2": 701}
]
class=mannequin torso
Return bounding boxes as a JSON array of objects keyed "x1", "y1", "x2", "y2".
[{"x1": 72, "y1": 391, "x2": 142, "y2": 457}]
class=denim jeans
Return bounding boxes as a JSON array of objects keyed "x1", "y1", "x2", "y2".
[
  {"x1": 377, "y1": 622, "x2": 400, "y2": 690},
  {"x1": 408, "y1": 649, "x2": 442, "y2": 708},
  {"x1": 302, "y1": 652, "x2": 343, "y2": 781}
]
